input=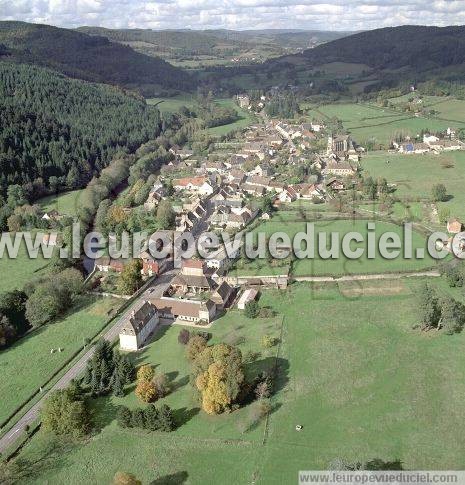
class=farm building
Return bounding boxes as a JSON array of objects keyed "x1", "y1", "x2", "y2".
[{"x1": 237, "y1": 288, "x2": 259, "y2": 310}]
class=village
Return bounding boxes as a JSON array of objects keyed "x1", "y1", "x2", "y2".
[{"x1": 97, "y1": 93, "x2": 465, "y2": 352}]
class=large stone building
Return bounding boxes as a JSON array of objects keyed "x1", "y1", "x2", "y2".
[{"x1": 119, "y1": 300, "x2": 159, "y2": 352}]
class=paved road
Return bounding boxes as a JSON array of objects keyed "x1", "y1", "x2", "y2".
[{"x1": 0, "y1": 269, "x2": 177, "y2": 454}]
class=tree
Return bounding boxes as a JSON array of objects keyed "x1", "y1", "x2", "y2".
[
  {"x1": 156, "y1": 200, "x2": 175, "y2": 229},
  {"x1": 112, "y1": 471, "x2": 142, "y2": 485},
  {"x1": 135, "y1": 379, "x2": 157, "y2": 403},
  {"x1": 441, "y1": 297, "x2": 465, "y2": 334},
  {"x1": 117, "y1": 406, "x2": 132, "y2": 428},
  {"x1": 417, "y1": 283, "x2": 441, "y2": 330},
  {"x1": 193, "y1": 343, "x2": 244, "y2": 415},
  {"x1": 157, "y1": 404, "x2": 175, "y2": 432},
  {"x1": 186, "y1": 334, "x2": 208, "y2": 361},
  {"x1": 143, "y1": 404, "x2": 160, "y2": 431},
  {"x1": 137, "y1": 364, "x2": 155, "y2": 382},
  {"x1": 118, "y1": 260, "x2": 143, "y2": 295},
  {"x1": 432, "y1": 183, "x2": 448, "y2": 202},
  {"x1": 244, "y1": 300, "x2": 260, "y2": 319},
  {"x1": 41, "y1": 389, "x2": 90, "y2": 438},
  {"x1": 153, "y1": 372, "x2": 170, "y2": 398},
  {"x1": 261, "y1": 194, "x2": 275, "y2": 215}
]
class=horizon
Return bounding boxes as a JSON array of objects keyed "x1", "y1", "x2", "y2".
[{"x1": 2, "y1": 0, "x2": 465, "y2": 32}]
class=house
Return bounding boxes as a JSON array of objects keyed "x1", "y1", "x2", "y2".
[
  {"x1": 169, "y1": 146, "x2": 194, "y2": 160},
  {"x1": 205, "y1": 241, "x2": 241, "y2": 272},
  {"x1": 119, "y1": 300, "x2": 159, "y2": 351},
  {"x1": 150, "y1": 297, "x2": 216, "y2": 324},
  {"x1": 326, "y1": 178, "x2": 346, "y2": 191},
  {"x1": 246, "y1": 175, "x2": 273, "y2": 188},
  {"x1": 42, "y1": 233, "x2": 59, "y2": 246},
  {"x1": 110, "y1": 259, "x2": 126, "y2": 273},
  {"x1": 237, "y1": 94, "x2": 250, "y2": 109},
  {"x1": 237, "y1": 288, "x2": 259, "y2": 310},
  {"x1": 144, "y1": 184, "x2": 165, "y2": 211},
  {"x1": 211, "y1": 188, "x2": 243, "y2": 208},
  {"x1": 278, "y1": 187, "x2": 298, "y2": 203},
  {"x1": 171, "y1": 259, "x2": 215, "y2": 293},
  {"x1": 242, "y1": 184, "x2": 266, "y2": 197},
  {"x1": 173, "y1": 177, "x2": 214, "y2": 196},
  {"x1": 266, "y1": 181, "x2": 285, "y2": 193},
  {"x1": 323, "y1": 160, "x2": 357, "y2": 177},
  {"x1": 142, "y1": 258, "x2": 160, "y2": 276},
  {"x1": 447, "y1": 218, "x2": 463, "y2": 234},
  {"x1": 41, "y1": 210, "x2": 62, "y2": 222},
  {"x1": 96, "y1": 256, "x2": 111, "y2": 272},
  {"x1": 211, "y1": 281, "x2": 234, "y2": 308}
]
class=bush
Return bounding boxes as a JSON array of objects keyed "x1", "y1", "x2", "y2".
[
  {"x1": 136, "y1": 364, "x2": 155, "y2": 382},
  {"x1": 244, "y1": 300, "x2": 260, "y2": 319},
  {"x1": 261, "y1": 335, "x2": 278, "y2": 349},
  {"x1": 117, "y1": 406, "x2": 133, "y2": 428},
  {"x1": 178, "y1": 328, "x2": 190, "y2": 345}
]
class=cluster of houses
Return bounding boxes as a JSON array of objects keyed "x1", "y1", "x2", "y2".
[
  {"x1": 119, "y1": 258, "x2": 260, "y2": 351},
  {"x1": 392, "y1": 130, "x2": 464, "y2": 155}
]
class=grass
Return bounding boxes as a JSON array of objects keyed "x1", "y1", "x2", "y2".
[
  {"x1": 231, "y1": 217, "x2": 437, "y2": 277},
  {"x1": 13, "y1": 280, "x2": 465, "y2": 482},
  {"x1": 0, "y1": 296, "x2": 120, "y2": 425},
  {"x1": 305, "y1": 101, "x2": 465, "y2": 146},
  {"x1": 0, "y1": 236, "x2": 53, "y2": 293},
  {"x1": 37, "y1": 190, "x2": 84, "y2": 217},
  {"x1": 146, "y1": 94, "x2": 196, "y2": 113},
  {"x1": 362, "y1": 150, "x2": 465, "y2": 221},
  {"x1": 206, "y1": 99, "x2": 256, "y2": 137}
]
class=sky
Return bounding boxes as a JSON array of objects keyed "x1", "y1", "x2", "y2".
[{"x1": 1, "y1": 0, "x2": 465, "y2": 31}]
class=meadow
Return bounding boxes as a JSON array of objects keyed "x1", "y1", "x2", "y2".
[
  {"x1": 305, "y1": 102, "x2": 465, "y2": 146},
  {"x1": 0, "y1": 237, "x2": 53, "y2": 293},
  {"x1": 231, "y1": 217, "x2": 437, "y2": 277},
  {"x1": 361, "y1": 150, "x2": 465, "y2": 221},
  {"x1": 0, "y1": 296, "x2": 120, "y2": 425},
  {"x1": 38, "y1": 189, "x2": 84, "y2": 217},
  {"x1": 12, "y1": 280, "x2": 465, "y2": 482}
]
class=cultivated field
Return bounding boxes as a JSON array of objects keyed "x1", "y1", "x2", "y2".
[
  {"x1": 13, "y1": 281, "x2": 465, "y2": 482},
  {"x1": 0, "y1": 296, "x2": 120, "y2": 425}
]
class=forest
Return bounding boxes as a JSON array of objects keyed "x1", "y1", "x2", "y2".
[{"x1": 0, "y1": 62, "x2": 163, "y2": 200}]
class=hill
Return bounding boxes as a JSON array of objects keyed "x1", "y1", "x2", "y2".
[
  {"x1": 210, "y1": 25, "x2": 465, "y2": 94},
  {"x1": 0, "y1": 21, "x2": 192, "y2": 95},
  {"x1": 76, "y1": 27, "x2": 352, "y2": 67},
  {"x1": 0, "y1": 61, "x2": 162, "y2": 205}
]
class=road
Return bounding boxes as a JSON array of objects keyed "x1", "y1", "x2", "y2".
[{"x1": 0, "y1": 269, "x2": 177, "y2": 455}]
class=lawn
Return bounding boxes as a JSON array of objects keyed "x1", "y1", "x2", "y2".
[
  {"x1": 37, "y1": 189, "x2": 84, "y2": 217},
  {"x1": 362, "y1": 150, "x2": 465, "y2": 221},
  {"x1": 0, "y1": 296, "x2": 120, "y2": 425},
  {"x1": 13, "y1": 280, "x2": 465, "y2": 482},
  {"x1": 232, "y1": 217, "x2": 437, "y2": 277},
  {"x1": 0, "y1": 236, "x2": 53, "y2": 293}
]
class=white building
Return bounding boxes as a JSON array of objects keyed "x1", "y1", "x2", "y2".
[
  {"x1": 119, "y1": 300, "x2": 159, "y2": 352},
  {"x1": 237, "y1": 288, "x2": 259, "y2": 310}
]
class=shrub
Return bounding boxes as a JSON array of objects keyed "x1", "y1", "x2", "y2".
[
  {"x1": 178, "y1": 328, "x2": 190, "y2": 345},
  {"x1": 261, "y1": 335, "x2": 277, "y2": 349},
  {"x1": 136, "y1": 364, "x2": 155, "y2": 382},
  {"x1": 135, "y1": 380, "x2": 157, "y2": 403},
  {"x1": 244, "y1": 300, "x2": 260, "y2": 319}
]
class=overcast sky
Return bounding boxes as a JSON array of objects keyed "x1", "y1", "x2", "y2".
[{"x1": 1, "y1": 0, "x2": 465, "y2": 31}]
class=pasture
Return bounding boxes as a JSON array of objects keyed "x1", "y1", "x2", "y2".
[
  {"x1": 232, "y1": 217, "x2": 437, "y2": 277},
  {"x1": 0, "y1": 296, "x2": 120, "y2": 425},
  {"x1": 13, "y1": 281, "x2": 465, "y2": 482},
  {"x1": 38, "y1": 189, "x2": 84, "y2": 217},
  {"x1": 361, "y1": 151, "x2": 465, "y2": 221}
]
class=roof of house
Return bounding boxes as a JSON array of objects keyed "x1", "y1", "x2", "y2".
[
  {"x1": 173, "y1": 176, "x2": 209, "y2": 188},
  {"x1": 171, "y1": 274, "x2": 215, "y2": 290},
  {"x1": 121, "y1": 300, "x2": 157, "y2": 336},
  {"x1": 212, "y1": 281, "x2": 233, "y2": 304},
  {"x1": 149, "y1": 297, "x2": 215, "y2": 318}
]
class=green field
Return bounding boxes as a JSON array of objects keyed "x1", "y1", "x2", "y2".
[
  {"x1": 362, "y1": 151, "x2": 465, "y2": 221},
  {"x1": 0, "y1": 237, "x2": 53, "y2": 293},
  {"x1": 0, "y1": 296, "x2": 120, "y2": 425},
  {"x1": 146, "y1": 94, "x2": 196, "y2": 113},
  {"x1": 206, "y1": 99, "x2": 255, "y2": 137},
  {"x1": 38, "y1": 190, "x2": 84, "y2": 217},
  {"x1": 305, "y1": 102, "x2": 465, "y2": 146},
  {"x1": 232, "y1": 217, "x2": 437, "y2": 277},
  {"x1": 13, "y1": 281, "x2": 465, "y2": 482}
]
